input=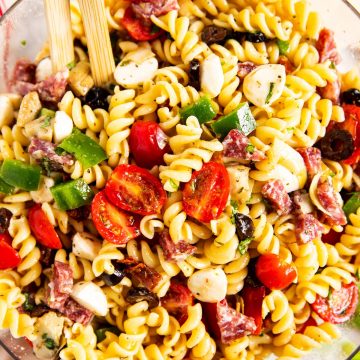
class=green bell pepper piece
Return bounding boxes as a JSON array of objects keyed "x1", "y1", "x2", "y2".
[
  {"x1": 343, "y1": 192, "x2": 360, "y2": 218},
  {"x1": 180, "y1": 96, "x2": 216, "y2": 124},
  {"x1": 211, "y1": 102, "x2": 256, "y2": 137},
  {"x1": 95, "y1": 327, "x2": 120, "y2": 342},
  {"x1": 51, "y1": 179, "x2": 94, "y2": 210},
  {"x1": 58, "y1": 128, "x2": 107, "y2": 169},
  {"x1": 0, "y1": 159, "x2": 41, "y2": 191},
  {"x1": 0, "y1": 177, "x2": 14, "y2": 195}
]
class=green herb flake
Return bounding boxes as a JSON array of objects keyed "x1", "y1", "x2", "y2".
[
  {"x1": 330, "y1": 61, "x2": 336, "y2": 69},
  {"x1": 238, "y1": 237, "x2": 252, "y2": 255},
  {"x1": 245, "y1": 144, "x2": 255, "y2": 154},
  {"x1": 20, "y1": 40, "x2": 27, "y2": 46},
  {"x1": 23, "y1": 293, "x2": 35, "y2": 311},
  {"x1": 169, "y1": 179, "x2": 179, "y2": 191},
  {"x1": 41, "y1": 116, "x2": 52, "y2": 128},
  {"x1": 230, "y1": 199, "x2": 239, "y2": 224},
  {"x1": 329, "y1": 171, "x2": 336, "y2": 177},
  {"x1": 42, "y1": 334, "x2": 56, "y2": 350},
  {"x1": 276, "y1": 39, "x2": 290, "y2": 55},
  {"x1": 286, "y1": 127, "x2": 295, "y2": 132},
  {"x1": 66, "y1": 60, "x2": 76, "y2": 70},
  {"x1": 119, "y1": 60, "x2": 131, "y2": 67},
  {"x1": 265, "y1": 82, "x2": 275, "y2": 104}
]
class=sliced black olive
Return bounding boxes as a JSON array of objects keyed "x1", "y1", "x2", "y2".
[
  {"x1": 101, "y1": 262, "x2": 125, "y2": 286},
  {"x1": 0, "y1": 208, "x2": 12, "y2": 234},
  {"x1": 84, "y1": 87, "x2": 111, "y2": 110},
  {"x1": 189, "y1": 59, "x2": 200, "y2": 90},
  {"x1": 126, "y1": 287, "x2": 159, "y2": 308},
  {"x1": 316, "y1": 129, "x2": 354, "y2": 161},
  {"x1": 244, "y1": 31, "x2": 270, "y2": 43},
  {"x1": 39, "y1": 245, "x2": 56, "y2": 268},
  {"x1": 234, "y1": 213, "x2": 254, "y2": 241},
  {"x1": 67, "y1": 205, "x2": 91, "y2": 221},
  {"x1": 201, "y1": 25, "x2": 228, "y2": 45},
  {"x1": 341, "y1": 88, "x2": 360, "y2": 106}
]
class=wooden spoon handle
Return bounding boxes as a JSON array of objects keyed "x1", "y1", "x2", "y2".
[
  {"x1": 78, "y1": 0, "x2": 115, "y2": 86},
  {"x1": 44, "y1": 0, "x2": 74, "y2": 73}
]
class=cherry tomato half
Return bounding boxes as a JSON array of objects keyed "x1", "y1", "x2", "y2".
[
  {"x1": 129, "y1": 121, "x2": 170, "y2": 169},
  {"x1": 105, "y1": 164, "x2": 166, "y2": 216},
  {"x1": 297, "y1": 316, "x2": 317, "y2": 334},
  {"x1": 28, "y1": 204, "x2": 62, "y2": 249},
  {"x1": 92, "y1": 191, "x2": 140, "y2": 245},
  {"x1": 121, "y1": 7, "x2": 163, "y2": 41},
  {"x1": 0, "y1": 232, "x2": 21, "y2": 270},
  {"x1": 311, "y1": 282, "x2": 358, "y2": 324},
  {"x1": 241, "y1": 285, "x2": 266, "y2": 335},
  {"x1": 255, "y1": 254, "x2": 297, "y2": 290},
  {"x1": 183, "y1": 161, "x2": 230, "y2": 223}
]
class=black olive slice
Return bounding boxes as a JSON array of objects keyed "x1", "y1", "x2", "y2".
[
  {"x1": 341, "y1": 88, "x2": 360, "y2": 106},
  {"x1": 234, "y1": 213, "x2": 254, "y2": 241},
  {"x1": 83, "y1": 87, "x2": 111, "y2": 110},
  {"x1": 0, "y1": 208, "x2": 12, "y2": 234},
  {"x1": 126, "y1": 287, "x2": 159, "y2": 308},
  {"x1": 201, "y1": 26, "x2": 228, "y2": 45},
  {"x1": 189, "y1": 59, "x2": 200, "y2": 90},
  {"x1": 101, "y1": 265, "x2": 126, "y2": 286},
  {"x1": 316, "y1": 129, "x2": 354, "y2": 161}
]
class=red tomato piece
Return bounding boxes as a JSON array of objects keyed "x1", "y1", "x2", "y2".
[
  {"x1": 28, "y1": 204, "x2": 62, "y2": 249},
  {"x1": 255, "y1": 254, "x2": 297, "y2": 290},
  {"x1": 105, "y1": 164, "x2": 166, "y2": 215},
  {"x1": 344, "y1": 147, "x2": 360, "y2": 165},
  {"x1": 311, "y1": 282, "x2": 358, "y2": 324},
  {"x1": 121, "y1": 7, "x2": 163, "y2": 41},
  {"x1": 129, "y1": 121, "x2": 170, "y2": 169},
  {"x1": 183, "y1": 161, "x2": 230, "y2": 223},
  {"x1": 321, "y1": 229, "x2": 342, "y2": 245},
  {"x1": 241, "y1": 285, "x2": 266, "y2": 335},
  {"x1": 201, "y1": 302, "x2": 222, "y2": 340},
  {"x1": 0, "y1": 233, "x2": 21, "y2": 270},
  {"x1": 92, "y1": 191, "x2": 140, "y2": 244},
  {"x1": 161, "y1": 282, "x2": 193, "y2": 324},
  {"x1": 297, "y1": 316, "x2": 317, "y2": 334}
]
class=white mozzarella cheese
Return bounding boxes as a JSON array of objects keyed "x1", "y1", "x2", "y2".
[
  {"x1": 243, "y1": 64, "x2": 286, "y2": 107},
  {"x1": 53, "y1": 110, "x2": 73, "y2": 143},
  {"x1": 71, "y1": 281, "x2": 108, "y2": 316},
  {"x1": 36, "y1": 57, "x2": 53, "y2": 82},
  {"x1": 72, "y1": 232, "x2": 101, "y2": 261},
  {"x1": 188, "y1": 267, "x2": 227, "y2": 303},
  {"x1": 200, "y1": 53, "x2": 224, "y2": 98}
]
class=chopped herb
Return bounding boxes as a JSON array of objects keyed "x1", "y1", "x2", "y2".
[
  {"x1": 119, "y1": 60, "x2": 131, "y2": 67},
  {"x1": 230, "y1": 199, "x2": 238, "y2": 224},
  {"x1": 40, "y1": 108, "x2": 55, "y2": 118},
  {"x1": 40, "y1": 157, "x2": 61, "y2": 176},
  {"x1": 265, "y1": 82, "x2": 275, "y2": 104},
  {"x1": 169, "y1": 179, "x2": 179, "y2": 191},
  {"x1": 355, "y1": 267, "x2": 360, "y2": 281},
  {"x1": 245, "y1": 144, "x2": 255, "y2": 154},
  {"x1": 329, "y1": 171, "x2": 336, "y2": 177},
  {"x1": 66, "y1": 60, "x2": 76, "y2": 70},
  {"x1": 41, "y1": 116, "x2": 52, "y2": 128},
  {"x1": 55, "y1": 147, "x2": 69, "y2": 156},
  {"x1": 42, "y1": 334, "x2": 56, "y2": 350},
  {"x1": 330, "y1": 61, "x2": 336, "y2": 69},
  {"x1": 20, "y1": 40, "x2": 27, "y2": 46},
  {"x1": 286, "y1": 127, "x2": 295, "y2": 132},
  {"x1": 238, "y1": 237, "x2": 252, "y2": 255},
  {"x1": 23, "y1": 293, "x2": 35, "y2": 311},
  {"x1": 276, "y1": 39, "x2": 290, "y2": 55}
]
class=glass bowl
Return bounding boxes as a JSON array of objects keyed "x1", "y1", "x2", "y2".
[{"x1": 0, "y1": 0, "x2": 359, "y2": 359}]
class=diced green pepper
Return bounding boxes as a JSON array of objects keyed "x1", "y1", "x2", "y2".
[
  {"x1": 180, "y1": 96, "x2": 216, "y2": 124},
  {"x1": 352, "y1": 352, "x2": 360, "y2": 360},
  {"x1": 276, "y1": 39, "x2": 290, "y2": 55},
  {"x1": 51, "y1": 179, "x2": 94, "y2": 210},
  {"x1": 0, "y1": 177, "x2": 14, "y2": 195},
  {"x1": 0, "y1": 159, "x2": 41, "y2": 191},
  {"x1": 40, "y1": 108, "x2": 56, "y2": 118},
  {"x1": 211, "y1": 102, "x2": 256, "y2": 138},
  {"x1": 95, "y1": 327, "x2": 120, "y2": 342},
  {"x1": 343, "y1": 192, "x2": 360, "y2": 218},
  {"x1": 58, "y1": 129, "x2": 107, "y2": 169}
]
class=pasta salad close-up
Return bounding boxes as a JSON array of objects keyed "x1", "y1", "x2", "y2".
[{"x1": 0, "y1": 0, "x2": 359, "y2": 359}]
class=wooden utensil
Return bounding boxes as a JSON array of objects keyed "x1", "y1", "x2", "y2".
[{"x1": 44, "y1": 0, "x2": 74, "y2": 72}]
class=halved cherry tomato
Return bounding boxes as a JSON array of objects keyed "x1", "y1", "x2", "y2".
[
  {"x1": 92, "y1": 191, "x2": 140, "y2": 244},
  {"x1": 121, "y1": 7, "x2": 163, "y2": 41},
  {"x1": 28, "y1": 204, "x2": 62, "y2": 249},
  {"x1": 241, "y1": 285, "x2": 266, "y2": 335},
  {"x1": 183, "y1": 161, "x2": 230, "y2": 223},
  {"x1": 255, "y1": 254, "x2": 297, "y2": 290},
  {"x1": 129, "y1": 121, "x2": 170, "y2": 169},
  {"x1": 311, "y1": 282, "x2": 358, "y2": 324},
  {"x1": 161, "y1": 282, "x2": 193, "y2": 325},
  {"x1": 0, "y1": 232, "x2": 21, "y2": 270},
  {"x1": 105, "y1": 164, "x2": 166, "y2": 215},
  {"x1": 202, "y1": 302, "x2": 221, "y2": 340},
  {"x1": 321, "y1": 229, "x2": 342, "y2": 245},
  {"x1": 344, "y1": 147, "x2": 360, "y2": 165}
]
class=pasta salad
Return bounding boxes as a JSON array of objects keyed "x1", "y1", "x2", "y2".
[{"x1": 0, "y1": 0, "x2": 359, "y2": 359}]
